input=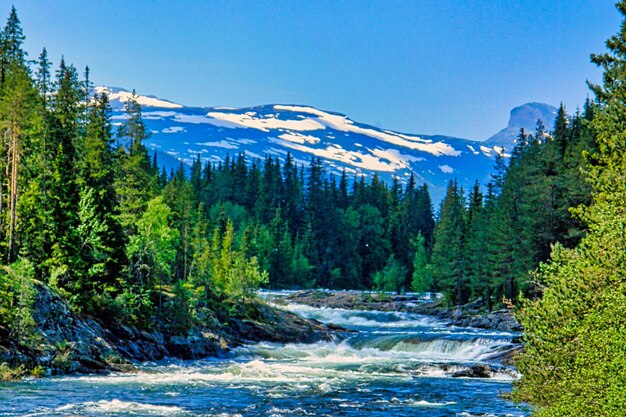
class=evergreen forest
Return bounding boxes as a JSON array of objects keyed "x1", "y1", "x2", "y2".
[
  {"x1": 0, "y1": 2, "x2": 625, "y2": 415},
  {"x1": 0, "y1": 2, "x2": 598, "y2": 344}
]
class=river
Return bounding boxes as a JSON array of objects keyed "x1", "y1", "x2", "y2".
[{"x1": 0, "y1": 296, "x2": 528, "y2": 416}]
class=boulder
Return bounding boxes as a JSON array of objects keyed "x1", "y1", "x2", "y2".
[{"x1": 451, "y1": 364, "x2": 493, "y2": 378}]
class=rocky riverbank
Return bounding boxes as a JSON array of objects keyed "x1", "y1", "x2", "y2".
[
  {"x1": 0, "y1": 285, "x2": 333, "y2": 379},
  {"x1": 280, "y1": 290, "x2": 522, "y2": 333}
]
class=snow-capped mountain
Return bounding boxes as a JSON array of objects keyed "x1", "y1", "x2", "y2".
[{"x1": 99, "y1": 86, "x2": 554, "y2": 203}]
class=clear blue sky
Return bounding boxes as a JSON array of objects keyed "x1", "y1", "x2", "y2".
[{"x1": 3, "y1": 1, "x2": 621, "y2": 139}]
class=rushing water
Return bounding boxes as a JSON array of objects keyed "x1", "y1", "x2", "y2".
[{"x1": 0, "y1": 296, "x2": 528, "y2": 416}]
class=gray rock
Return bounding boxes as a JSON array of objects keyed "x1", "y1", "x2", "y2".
[{"x1": 451, "y1": 364, "x2": 493, "y2": 378}]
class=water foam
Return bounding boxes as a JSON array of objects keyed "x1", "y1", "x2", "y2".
[
  {"x1": 283, "y1": 303, "x2": 444, "y2": 329},
  {"x1": 362, "y1": 335, "x2": 512, "y2": 361},
  {"x1": 378, "y1": 397, "x2": 457, "y2": 407},
  {"x1": 26, "y1": 399, "x2": 188, "y2": 416}
]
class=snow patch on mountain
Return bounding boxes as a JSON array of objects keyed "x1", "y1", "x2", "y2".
[
  {"x1": 278, "y1": 132, "x2": 321, "y2": 145},
  {"x1": 439, "y1": 165, "x2": 454, "y2": 174},
  {"x1": 265, "y1": 138, "x2": 415, "y2": 172},
  {"x1": 96, "y1": 86, "x2": 182, "y2": 109},
  {"x1": 205, "y1": 110, "x2": 324, "y2": 131}
]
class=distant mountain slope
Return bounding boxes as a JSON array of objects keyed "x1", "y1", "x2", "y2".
[
  {"x1": 100, "y1": 87, "x2": 553, "y2": 203},
  {"x1": 485, "y1": 102, "x2": 558, "y2": 151}
]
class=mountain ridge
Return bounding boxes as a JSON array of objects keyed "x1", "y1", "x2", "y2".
[{"x1": 100, "y1": 87, "x2": 555, "y2": 202}]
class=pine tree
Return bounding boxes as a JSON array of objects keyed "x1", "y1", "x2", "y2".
[
  {"x1": 553, "y1": 103, "x2": 570, "y2": 156},
  {"x1": 464, "y1": 182, "x2": 498, "y2": 310},
  {"x1": 334, "y1": 206, "x2": 361, "y2": 289},
  {"x1": 162, "y1": 163, "x2": 197, "y2": 282},
  {"x1": 281, "y1": 152, "x2": 303, "y2": 234},
  {"x1": 17, "y1": 50, "x2": 52, "y2": 276},
  {"x1": 412, "y1": 184, "x2": 435, "y2": 246},
  {"x1": 557, "y1": 101, "x2": 597, "y2": 248},
  {"x1": 411, "y1": 232, "x2": 432, "y2": 293},
  {"x1": 47, "y1": 59, "x2": 83, "y2": 296},
  {"x1": 0, "y1": 7, "x2": 31, "y2": 262},
  {"x1": 35, "y1": 49, "x2": 51, "y2": 105},
  {"x1": 77, "y1": 92, "x2": 126, "y2": 298},
  {"x1": 354, "y1": 203, "x2": 388, "y2": 289},
  {"x1": 431, "y1": 180, "x2": 467, "y2": 305},
  {"x1": 115, "y1": 91, "x2": 156, "y2": 234},
  {"x1": 0, "y1": 6, "x2": 26, "y2": 87},
  {"x1": 0, "y1": 63, "x2": 38, "y2": 262}
]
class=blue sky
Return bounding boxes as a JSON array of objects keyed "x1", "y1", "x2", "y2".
[{"x1": 3, "y1": 1, "x2": 620, "y2": 139}]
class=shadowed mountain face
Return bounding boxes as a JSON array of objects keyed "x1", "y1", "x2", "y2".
[
  {"x1": 484, "y1": 102, "x2": 558, "y2": 152},
  {"x1": 101, "y1": 87, "x2": 554, "y2": 203}
]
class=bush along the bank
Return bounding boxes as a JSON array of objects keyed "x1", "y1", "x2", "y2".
[{"x1": 512, "y1": 2, "x2": 626, "y2": 415}]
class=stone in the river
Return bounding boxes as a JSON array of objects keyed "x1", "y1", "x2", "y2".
[{"x1": 451, "y1": 364, "x2": 493, "y2": 378}]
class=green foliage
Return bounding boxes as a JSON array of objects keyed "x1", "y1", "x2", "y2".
[
  {"x1": 0, "y1": 259, "x2": 37, "y2": 347},
  {"x1": 113, "y1": 287, "x2": 154, "y2": 328},
  {"x1": 114, "y1": 92, "x2": 157, "y2": 235},
  {"x1": 127, "y1": 196, "x2": 179, "y2": 289},
  {"x1": 0, "y1": 363, "x2": 26, "y2": 381},
  {"x1": 431, "y1": 180, "x2": 468, "y2": 305},
  {"x1": 227, "y1": 253, "x2": 269, "y2": 303},
  {"x1": 76, "y1": 187, "x2": 118, "y2": 300},
  {"x1": 162, "y1": 281, "x2": 196, "y2": 334},
  {"x1": 373, "y1": 254, "x2": 407, "y2": 294},
  {"x1": 357, "y1": 204, "x2": 390, "y2": 289},
  {"x1": 0, "y1": 62, "x2": 41, "y2": 262},
  {"x1": 52, "y1": 340, "x2": 74, "y2": 371},
  {"x1": 46, "y1": 59, "x2": 83, "y2": 300},
  {"x1": 513, "y1": 3, "x2": 626, "y2": 414},
  {"x1": 411, "y1": 233, "x2": 432, "y2": 293},
  {"x1": 426, "y1": 99, "x2": 597, "y2": 310},
  {"x1": 30, "y1": 365, "x2": 45, "y2": 378},
  {"x1": 77, "y1": 91, "x2": 126, "y2": 294},
  {"x1": 207, "y1": 219, "x2": 268, "y2": 302}
]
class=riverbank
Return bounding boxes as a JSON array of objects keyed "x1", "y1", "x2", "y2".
[
  {"x1": 0, "y1": 285, "x2": 333, "y2": 380},
  {"x1": 1, "y1": 298, "x2": 527, "y2": 417},
  {"x1": 280, "y1": 290, "x2": 522, "y2": 333}
]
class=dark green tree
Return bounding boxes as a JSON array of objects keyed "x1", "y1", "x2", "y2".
[
  {"x1": 115, "y1": 91, "x2": 156, "y2": 234},
  {"x1": 77, "y1": 92, "x2": 127, "y2": 300},
  {"x1": 410, "y1": 232, "x2": 432, "y2": 293},
  {"x1": 431, "y1": 180, "x2": 467, "y2": 305},
  {"x1": 47, "y1": 59, "x2": 83, "y2": 299}
]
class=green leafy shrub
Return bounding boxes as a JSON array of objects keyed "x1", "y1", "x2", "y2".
[
  {"x1": 373, "y1": 255, "x2": 407, "y2": 295},
  {"x1": 0, "y1": 259, "x2": 37, "y2": 347},
  {"x1": 30, "y1": 365, "x2": 45, "y2": 378}
]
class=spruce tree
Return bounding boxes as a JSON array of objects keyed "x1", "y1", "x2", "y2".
[
  {"x1": 47, "y1": 59, "x2": 83, "y2": 298},
  {"x1": 115, "y1": 91, "x2": 156, "y2": 234},
  {"x1": 411, "y1": 232, "x2": 432, "y2": 293},
  {"x1": 77, "y1": 92, "x2": 127, "y2": 298},
  {"x1": 0, "y1": 6, "x2": 26, "y2": 86},
  {"x1": 431, "y1": 180, "x2": 467, "y2": 305}
]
